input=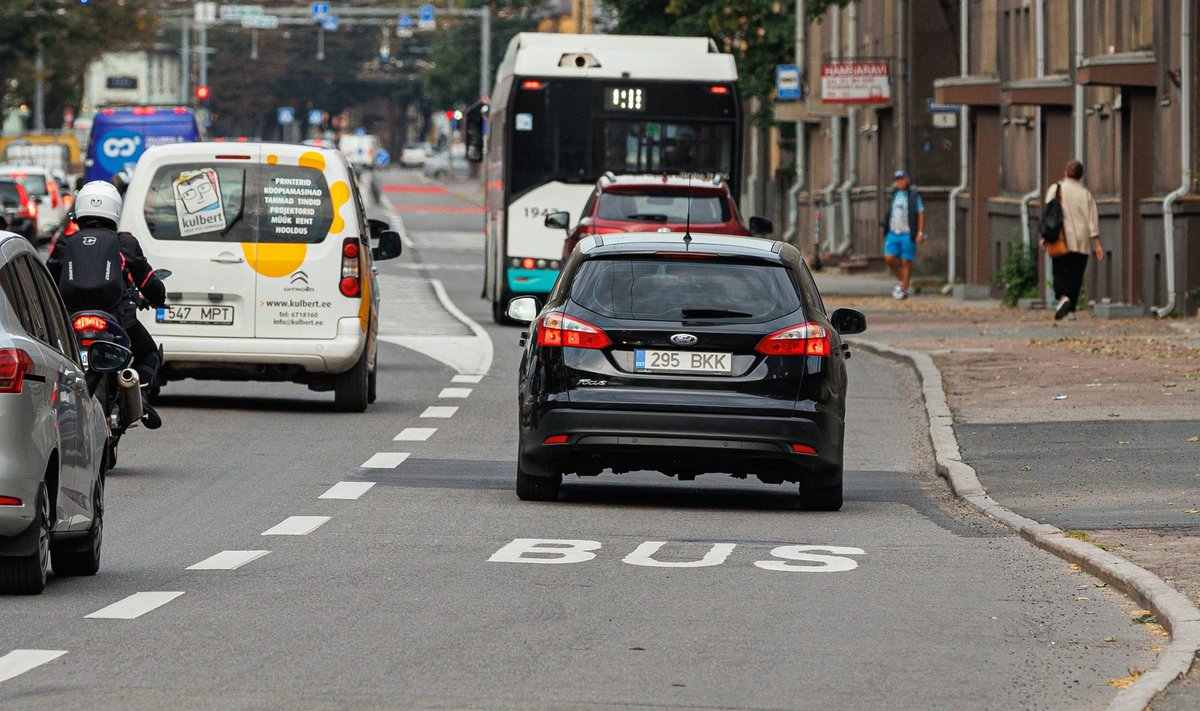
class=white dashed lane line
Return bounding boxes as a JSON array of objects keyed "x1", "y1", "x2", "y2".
[
  {"x1": 394, "y1": 427, "x2": 437, "y2": 441},
  {"x1": 420, "y1": 406, "x2": 458, "y2": 418},
  {"x1": 361, "y1": 452, "x2": 411, "y2": 469},
  {"x1": 85, "y1": 592, "x2": 185, "y2": 620},
  {"x1": 0, "y1": 650, "x2": 67, "y2": 683},
  {"x1": 451, "y1": 374, "x2": 483, "y2": 383},
  {"x1": 319, "y1": 481, "x2": 376, "y2": 500},
  {"x1": 261, "y1": 516, "x2": 331, "y2": 536},
  {"x1": 438, "y1": 387, "x2": 472, "y2": 399},
  {"x1": 187, "y1": 550, "x2": 271, "y2": 570}
]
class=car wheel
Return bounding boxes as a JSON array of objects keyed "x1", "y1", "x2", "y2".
[
  {"x1": 799, "y1": 465, "x2": 843, "y2": 512},
  {"x1": 334, "y1": 348, "x2": 370, "y2": 413},
  {"x1": 516, "y1": 466, "x2": 562, "y2": 502},
  {"x1": 0, "y1": 485, "x2": 50, "y2": 595},
  {"x1": 52, "y1": 478, "x2": 102, "y2": 577}
]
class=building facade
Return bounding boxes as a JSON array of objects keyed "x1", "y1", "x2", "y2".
[{"x1": 778, "y1": 0, "x2": 1197, "y2": 315}]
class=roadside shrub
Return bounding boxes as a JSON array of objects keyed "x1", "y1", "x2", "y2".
[{"x1": 994, "y1": 242, "x2": 1039, "y2": 306}]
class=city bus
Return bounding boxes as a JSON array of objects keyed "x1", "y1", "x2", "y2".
[{"x1": 472, "y1": 33, "x2": 742, "y2": 322}]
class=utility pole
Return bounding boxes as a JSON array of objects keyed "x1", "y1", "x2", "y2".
[
  {"x1": 479, "y1": 7, "x2": 491, "y2": 97},
  {"x1": 181, "y1": 18, "x2": 191, "y2": 104},
  {"x1": 317, "y1": 27, "x2": 326, "y2": 61},
  {"x1": 895, "y1": 0, "x2": 909, "y2": 170},
  {"x1": 198, "y1": 22, "x2": 209, "y2": 89},
  {"x1": 34, "y1": 39, "x2": 45, "y2": 131}
]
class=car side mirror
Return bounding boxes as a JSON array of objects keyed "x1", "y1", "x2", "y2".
[
  {"x1": 465, "y1": 100, "x2": 488, "y2": 163},
  {"x1": 86, "y1": 341, "x2": 132, "y2": 373},
  {"x1": 367, "y1": 218, "x2": 388, "y2": 240},
  {"x1": 748, "y1": 216, "x2": 773, "y2": 236},
  {"x1": 544, "y1": 211, "x2": 570, "y2": 231},
  {"x1": 506, "y1": 295, "x2": 539, "y2": 325},
  {"x1": 830, "y1": 308, "x2": 867, "y2": 335},
  {"x1": 372, "y1": 230, "x2": 403, "y2": 261}
]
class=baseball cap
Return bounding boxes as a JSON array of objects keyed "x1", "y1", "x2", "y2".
[{"x1": 893, "y1": 169, "x2": 909, "y2": 179}]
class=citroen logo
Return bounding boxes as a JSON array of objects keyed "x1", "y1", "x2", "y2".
[
  {"x1": 670, "y1": 333, "x2": 698, "y2": 346},
  {"x1": 290, "y1": 271, "x2": 309, "y2": 285}
]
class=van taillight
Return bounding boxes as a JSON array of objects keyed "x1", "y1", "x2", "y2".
[
  {"x1": 755, "y1": 323, "x2": 831, "y2": 357},
  {"x1": 0, "y1": 348, "x2": 34, "y2": 394},
  {"x1": 340, "y1": 237, "x2": 362, "y2": 298}
]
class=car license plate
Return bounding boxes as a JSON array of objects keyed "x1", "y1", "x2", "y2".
[
  {"x1": 156, "y1": 305, "x2": 234, "y2": 326},
  {"x1": 635, "y1": 349, "x2": 732, "y2": 373}
]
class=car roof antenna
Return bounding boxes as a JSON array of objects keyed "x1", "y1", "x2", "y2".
[{"x1": 683, "y1": 177, "x2": 693, "y2": 250}]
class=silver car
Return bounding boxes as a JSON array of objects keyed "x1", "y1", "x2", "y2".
[{"x1": 0, "y1": 231, "x2": 126, "y2": 594}]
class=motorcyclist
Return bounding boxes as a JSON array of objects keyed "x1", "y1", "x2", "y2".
[{"x1": 47, "y1": 180, "x2": 166, "y2": 429}]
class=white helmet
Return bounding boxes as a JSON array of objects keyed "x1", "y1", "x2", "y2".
[{"x1": 74, "y1": 180, "x2": 122, "y2": 225}]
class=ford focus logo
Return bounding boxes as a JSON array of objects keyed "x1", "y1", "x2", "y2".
[{"x1": 670, "y1": 333, "x2": 698, "y2": 346}]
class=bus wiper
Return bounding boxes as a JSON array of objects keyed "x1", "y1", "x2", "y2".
[
  {"x1": 625, "y1": 213, "x2": 668, "y2": 222},
  {"x1": 681, "y1": 308, "x2": 753, "y2": 318}
]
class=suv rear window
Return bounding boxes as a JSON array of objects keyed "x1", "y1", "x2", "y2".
[
  {"x1": 597, "y1": 194, "x2": 729, "y2": 223},
  {"x1": 0, "y1": 182, "x2": 21, "y2": 207},
  {"x1": 142, "y1": 163, "x2": 334, "y2": 243},
  {"x1": 3, "y1": 172, "x2": 47, "y2": 197},
  {"x1": 570, "y1": 258, "x2": 800, "y2": 322}
]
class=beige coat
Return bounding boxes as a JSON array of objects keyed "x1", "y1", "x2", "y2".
[{"x1": 1045, "y1": 178, "x2": 1100, "y2": 254}]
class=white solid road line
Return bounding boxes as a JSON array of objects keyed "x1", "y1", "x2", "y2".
[
  {"x1": 85, "y1": 592, "x2": 185, "y2": 620},
  {"x1": 394, "y1": 427, "x2": 437, "y2": 441},
  {"x1": 261, "y1": 516, "x2": 331, "y2": 536},
  {"x1": 0, "y1": 650, "x2": 67, "y2": 684},
  {"x1": 319, "y1": 481, "x2": 377, "y2": 500},
  {"x1": 438, "y1": 387, "x2": 472, "y2": 399},
  {"x1": 186, "y1": 550, "x2": 271, "y2": 571},
  {"x1": 361, "y1": 452, "x2": 411, "y2": 469},
  {"x1": 451, "y1": 374, "x2": 483, "y2": 384},
  {"x1": 421, "y1": 406, "x2": 458, "y2": 418}
]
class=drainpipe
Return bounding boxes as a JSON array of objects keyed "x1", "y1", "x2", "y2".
[
  {"x1": 820, "y1": 8, "x2": 843, "y2": 251},
  {"x1": 1072, "y1": 0, "x2": 1084, "y2": 159},
  {"x1": 836, "y1": 2, "x2": 858, "y2": 254},
  {"x1": 946, "y1": 0, "x2": 970, "y2": 285},
  {"x1": 1155, "y1": 0, "x2": 1191, "y2": 317},
  {"x1": 1019, "y1": 1, "x2": 1045, "y2": 249},
  {"x1": 782, "y1": 0, "x2": 808, "y2": 244}
]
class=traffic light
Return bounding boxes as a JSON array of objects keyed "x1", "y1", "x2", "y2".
[{"x1": 196, "y1": 85, "x2": 210, "y2": 102}]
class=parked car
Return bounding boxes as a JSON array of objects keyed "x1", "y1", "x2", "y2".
[
  {"x1": 117, "y1": 142, "x2": 403, "y2": 411},
  {"x1": 0, "y1": 179, "x2": 37, "y2": 244},
  {"x1": 551, "y1": 174, "x2": 772, "y2": 259},
  {"x1": 422, "y1": 145, "x2": 470, "y2": 180},
  {"x1": 0, "y1": 166, "x2": 66, "y2": 240},
  {"x1": 1, "y1": 230, "x2": 130, "y2": 594},
  {"x1": 506, "y1": 232, "x2": 866, "y2": 510}
]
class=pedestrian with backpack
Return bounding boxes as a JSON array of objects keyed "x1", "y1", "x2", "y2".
[
  {"x1": 48, "y1": 180, "x2": 166, "y2": 428},
  {"x1": 1040, "y1": 160, "x2": 1103, "y2": 320}
]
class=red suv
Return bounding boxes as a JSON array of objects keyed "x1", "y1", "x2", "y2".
[
  {"x1": 0, "y1": 179, "x2": 37, "y2": 243},
  {"x1": 551, "y1": 174, "x2": 773, "y2": 258}
]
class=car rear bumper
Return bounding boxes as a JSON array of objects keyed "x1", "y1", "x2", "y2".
[
  {"x1": 159, "y1": 318, "x2": 366, "y2": 376},
  {"x1": 520, "y1": 405, "x2": 843, "y2": 484}
]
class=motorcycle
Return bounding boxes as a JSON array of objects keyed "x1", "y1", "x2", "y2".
[{"x1": 71, "y1": 269, "x2": 171, "y2": 469}]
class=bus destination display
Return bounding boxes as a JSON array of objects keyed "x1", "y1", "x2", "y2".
[{"x1": 608, "y1": 87, "x2": 645, "y2": 111}]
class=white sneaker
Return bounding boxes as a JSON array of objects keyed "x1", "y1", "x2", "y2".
[
  {"x1": 892, "y1": 283, "x2": 904, "y2": 299},
  {"x1": 898, "y1": 289, "x2": 910, "y2": 300}
]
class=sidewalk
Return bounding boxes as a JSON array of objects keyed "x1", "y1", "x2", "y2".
[{"x1": 817, "y1": 270, "x2": 1200, "y2": 706}]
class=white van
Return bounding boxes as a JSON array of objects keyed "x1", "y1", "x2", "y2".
[
  {"x1": 117, "y1": 142, "x2": 402, "y2": 411},
  {"x1": 337, "y1": 133, "x2": 381, "y2": 172}
]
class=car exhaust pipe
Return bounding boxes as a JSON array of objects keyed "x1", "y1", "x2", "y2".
[{"x1": 117, "y1": 368, "x2": 143, "y2": 425}]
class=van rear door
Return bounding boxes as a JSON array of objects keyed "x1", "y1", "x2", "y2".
[{"x1": 133, "y1": 149, "x2": 262, "y2": 339}]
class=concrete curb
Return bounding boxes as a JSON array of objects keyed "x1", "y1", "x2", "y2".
[{"x1": 854, "y1": 338, "x2": 1200, "y2": 711}]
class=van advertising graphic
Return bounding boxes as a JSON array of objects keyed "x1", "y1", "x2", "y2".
[{"x1": 173, "y1": 168, "x2": 227, "y2": 237}]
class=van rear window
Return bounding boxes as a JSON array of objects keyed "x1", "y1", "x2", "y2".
[{"x1": 142, "y1": 163, "x2": 334, "y2": 243}]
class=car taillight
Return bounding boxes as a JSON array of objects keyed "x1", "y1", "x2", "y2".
[
  {"x1": 755, "y1": 323, "x2": 831, "y2": 357},
  {"x1": 536, "y1": 312, "x2": 611, "y2": 349},
  {"x1": 27, "y1": 201, "x2": 36, "y2": 218},
  {"x1": 340, "y1": 238, "x2": 361, "y2": 297},
  {"x1": 0, "y1": 348, "x2": 34, "y2": 394},
  {"x1": 0, "y1": 496, "x2": 22, "y2": 506}
]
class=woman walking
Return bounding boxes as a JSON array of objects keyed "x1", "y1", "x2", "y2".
[{"x1": 1043, "y1": 160, "x2": 1104, "y2": 320}]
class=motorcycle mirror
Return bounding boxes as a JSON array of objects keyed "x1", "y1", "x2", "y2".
[{"x1": 86, "y1": 341, "x2": 133, "y2": 373}]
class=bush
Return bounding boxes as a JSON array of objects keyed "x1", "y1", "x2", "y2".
[{"x1": 994, "y1": 242, "x2": 1039, "y2": 306}]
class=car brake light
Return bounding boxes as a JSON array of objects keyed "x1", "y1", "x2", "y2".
[
  {"x1": 0, "y1": 348, "x2": 34, "y2": 393},
  {"x1": 101, "y1": 108, "x2": 116, "y2": 115},
  {"x1": 0, "y1": 496, "x2": 22, "y2": 506},
  {"x1": 653, "y1": 252, "x2": 719, "y2": 260},
  {"x1": 340, "y1": 237, "x2": 362, "y2": 297},
  {"x1": 522, "y1": 257, "x2": 535, "y2": 269},
  {"x1": 543, "y1": 435, "x2": 569, "y2": 445},
  {"x1": 710, "y1": 85, "x2": 730, "y2": 95},
  {"x1": 27, "y1": 201, "x2": 37, "y2": 218},
  {"x1": 791, "y1": 444, "x2": 817, "y2": 455},
  {"x1": 131, "y1": 106, "x2": 157, "y2": 115},
  {"x1": 536, "y1": 312, "x2": 611, "y2": 349},
  {"x1": 755, "y1": 323, "x2": 831, "y2": 357},
  {"x1": 174, "y1": 107, "x2": 189, "y2": 114},
  {"x1": 73, "y1": 315, "x2": 108, "y2": 332},
  {"x1": 521, "y1": 80, "x2": 543, "y2": 90},
  {"x1": 589, "y1": 227, "x2": 626, "y2": 235}
]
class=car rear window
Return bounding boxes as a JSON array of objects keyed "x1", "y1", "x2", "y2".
[
  {"x1": 0, "y1": 182, "x2": 21, "y2": 206},
  {"x1": 597, "y1": 194, "x2": 729, "y2": 223},
  {"x1": 142, "y1": 162, "x2": 334, "y2": 243},
  {"x1": 570, "y1": 258, "x2": 801, "y2": 322},
  {"x1": 4, "y1": 172, "x2": 47, "y2": 197}
]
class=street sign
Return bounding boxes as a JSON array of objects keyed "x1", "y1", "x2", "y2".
[
  {"x1": 374, "y1": 149, "x2": 391, "y2": 168},
  {"x1": 194, "y1": 2, "x2": 218, "y2": 25},
  {"x1": 220, "y1": 5, "x2": 264, "y2": 21},
  {"x1": 820, "y1": 62, "x2": 891, "y2": 104},
  {"x1": 243, "y1": 15, "x2": 279, "y2": 29},
  {"x1": 418, "y1": 3, "x2": 436, "y2": 30},
  {"x1": 311, "y1": 2, "x2": 330, "y2": 22},
  {"x1": 277, "y1": 107, "x2": 295, "y2": 125},
  {"x1": 322, "y1": 15, "x2": 339, "y2": 31},
  {"x1": 308, "y1": 109, "x2": 324, "y2": 126},
  {"x1": 927, "y1": 99, "x2": 962, "y2": 113},
  {"x1": 776, "y1": 64, "x2": 801, "y2": 101},
  {"x1": 397, "y1": 14, "x2": 413, "y2": 29}
]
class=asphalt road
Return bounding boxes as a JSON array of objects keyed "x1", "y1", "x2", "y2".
[{"x1": 0, "y1": 168, "x2": 1163, "y2": 710}]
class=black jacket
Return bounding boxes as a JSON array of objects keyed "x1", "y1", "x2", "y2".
[
  {"x1": 48, "y1": 229, "x2": 167, "y2": 309},
  {"x1": 879, "y1": 186, "x2": 923, "y2": 237}
]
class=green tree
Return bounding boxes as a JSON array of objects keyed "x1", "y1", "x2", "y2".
[{"x1": 423, "y1": 12, "x2": 538, "y2": 109}]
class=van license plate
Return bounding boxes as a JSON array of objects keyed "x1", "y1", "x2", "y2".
[
  {"x1": 156, "y1": 305, "x2": 234, "y2": 325},
  {"x1": 635, "y1": 350, "x2": 732, "y2": 373}
]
